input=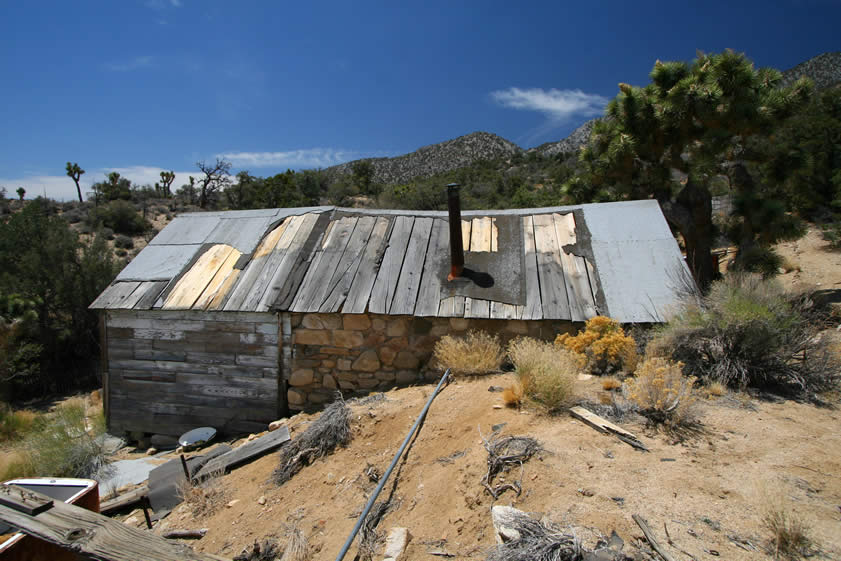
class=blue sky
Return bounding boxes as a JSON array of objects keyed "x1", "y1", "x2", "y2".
[{"x1": 1, "y1": 1, "x2": 839, "y2": 200}]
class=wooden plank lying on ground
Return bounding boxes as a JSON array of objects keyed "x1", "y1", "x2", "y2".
[
  {"x1": 194, "y1": 426, "x2": 291, "y2": 482},
  {"x1": 0, "y1": 485, "x2": 230, "y2": 561},
  {"x1": 99, "y1": 485, "x2": 148, "y2": 515},
  {"x1": 569, "y1": 406, "x2": 648, "y2": 451},
  {"x1": 632, "y1": 514, "x2": 677, "y2": 561}
]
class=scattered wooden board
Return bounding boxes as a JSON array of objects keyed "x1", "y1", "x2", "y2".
[
  {"x1": 0, "y1": 485, "x2": 230, "y2": 561},
  {"x1": 632, "y1": 514, "x2": 677, "y2": 561},
  {"x1": 99, "y1": 485, "x2": 148, "y2": 515},
  {"x1": 194, "y1": 426, "x2": 291, "y2": 482},
  {"x1": 570, "y1": 406, "x2": 648, "y2": 451}
]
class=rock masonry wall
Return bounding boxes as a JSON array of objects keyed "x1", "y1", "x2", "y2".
[{"x1": 286, "y1": 313, "x2": 575, "y2": 410}]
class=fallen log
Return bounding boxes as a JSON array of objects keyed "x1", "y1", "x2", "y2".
[{"x1": 162, "y1": 529, "x2": 208, "y2": 540}]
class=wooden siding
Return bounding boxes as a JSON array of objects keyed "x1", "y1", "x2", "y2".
[{"x1": 105, "y1": 310, "x2": 280, "y2": 437}]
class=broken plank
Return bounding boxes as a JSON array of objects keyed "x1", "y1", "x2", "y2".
[
  {"x1": 369, "y1": 216, "x2": 414, "y2": 314},
  {"x1": 257, "y1": 213, "x2": 320, "y2": 311},
  {"x1": 99, "y1": 486, "x2": 148, "y2": 515},
  {"x1": 193, "y1": 247, "x2": 243, "y2": 310},
  {"x1": 0, "y1": 485, "x2": 230, "y2": 561},
  {"x1": 413, "y1": 218, "x2": 449, "y2": 317},
  {"x1": 194, "y1": 426, "x2": 290, "y2": 482},
  {"x1": 532, "y1": 213, "x2": 570, "y2": 320},
  {"x1": 552, "y1": 213, "x2": 596, "y2": 321},
  {"x1": 241, "y1": 216, "x2": 307, "y2": 311},
  {"x1": 632, "y1": 515, "x2": 677, "y2": 561},
  {"x1": 570, "y1": 406, "x2": 648, "y2": 451},
  {"x1": 132, "y1": 281, "x2": 169, "y2": 310},
  {"x1": 390, "y1": 216, "x2": 433, "y2": 315},
  {"x1": 464, "y1": 298, "x2": 490, "y2": 318},
  {"x1": 342, "y1": 217, "x2": 392, "y2": 314}
]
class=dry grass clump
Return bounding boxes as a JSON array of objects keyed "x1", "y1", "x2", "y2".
[
  {"x1": 432, "y1": 330, "x2": 505, "y2": 375},
  {"x1": 0, "y1": 403, "x2": 40, "y2": 443},
  {"x1": 273, "y1": 399, "x2": 351, "y2": 485},
  {"x1": 763, "y1": 504, "x2": 814, "y2": 560},
  {"x1": 626, "y1": 357, "x2": 697, "y2": 427},
  {"x1": 555, "y1": 316, "x2": 638, "y2": 375},
  {"x1": 705, "y1": 381, "x2": 727, "y2": 398},
  {"x1": 502, "y1": 382, "x2": 523, "y2": 408},
  {"x1": 601, "y1": 377, "x2": 621, "y2": 391},
  {"x1": 508, "y1": 338, "x2": 580, "y2": 412},
  {"x1": 177, "y1": 478, "x2": 228, "y2": 518}
]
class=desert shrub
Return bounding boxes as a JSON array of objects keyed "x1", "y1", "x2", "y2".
[
  {"x1": 114, "y1": 235, "x2": 133, "y2": 249},
  {"x1": 432, "y1": 330, "x2": 504, "y2": 375},
  {"x1": 705, "y1": 381, "x2": 727, "y2": 398},
  {"x1": 601, "y1": 377, "x2": 621, "y2": 391},
  {"x1": 626, "y1": 357, "x2": 697, "y2": 427},
  {"x1": 87, "y1": 200, "x2": 149, "y2": 235},
  {"x1": 508, "y1": 338, "x2": 580, "y2": 411},
  {"x1": 555, "y1": 316, "x2": 638, "y2": 375},
  {"x1": 0, "y1": 403, "x2": 41, "y2": 442},
  {"x1": 62, "y1": 208, "x2": 84, "y2": 224},
  {"x1": 178, "y1": 478, "x2": 228, "y2": 518},
  {"x1": 647, "y1": 274, "x2": 840, "y2": 398},
  {"x1": 731, "y1": 245, "x2": 783, "y2": 277},
  {"x1": 10, "y1": 397, "x2": 109, "y2": 478},
  {"x1": 101, "y1": 227, "x2": 115, "y2": 240},
  {"x1": 502, "y1": 381, "x2": 523, "y2": 407},
  {"x1": 763, "y1": 502, "x2": 814, "y2": 560},
  {"x1": 821, "y1": 221, "x2": 841, "y2": 250}
]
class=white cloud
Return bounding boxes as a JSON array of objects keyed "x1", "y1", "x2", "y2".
[
  {"x1": 0, "y1": 166, "x2": 195, "y2": 202},
  {"x1": 103, "y1": 56, "x2": 154, "y2": 72},
  {"x1": 491, "y1": 87, "x2": 608, "y2": 121},
  {"x1": 217, "y1": 148, "x2": 357, "y2": 169}
]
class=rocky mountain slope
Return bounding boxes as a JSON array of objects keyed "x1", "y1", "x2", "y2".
[
  {"x1": 526, "y1": 118, "x2": 598, "y2": 158},
  {"x1": 781, "y1": 51, "x2": 841, "y2": 90},
  {"x1": 327, "y1": 131, "x2": 520, "y2": 184}
]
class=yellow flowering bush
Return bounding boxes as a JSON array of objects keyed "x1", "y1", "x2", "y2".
[
  {"x1": 626, "y1": 357, "x2": 697, "y2": 426},
  {"x1": 555, "y1": 316, "x2": 638, "y2": 375}
]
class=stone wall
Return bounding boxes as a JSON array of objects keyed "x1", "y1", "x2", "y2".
[{"x1": 286, "y1": 313, "x2": 575, "y2": 410}]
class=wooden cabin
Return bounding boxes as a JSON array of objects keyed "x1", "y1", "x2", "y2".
[{"x1": 90, "y1": 199, "x2": 691, "y2": 440}]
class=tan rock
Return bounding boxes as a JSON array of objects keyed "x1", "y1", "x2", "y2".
[
  {"x1": 505, "y1": 320, "x2": 529, "y2": 334},
  {"x1": 337, "y1": 358, "x2": 353, "y2": 371},
  {"x1": 289, "y1": 369, "x2": 314, "y2": 386},
  {"x1": 257, "y1": 496, "x2": 266, "y2": 505},
  {"x1": 323, "y1": 374, "x2": 338, "y2": 390},
  {"x1": 384, "y1": 527, "x2": 412, "y2": 561},
  {"x1": 343, "y1": 314, "x2": 371, "y2": 331},
  {"x1": 145, "y1": 447, "x2": 157, "y2": 456},
  {"x1": 287, "y1": 388, "x2": 307, "y2": 406},
  {"x1": 268, "y1": 419, "x2": 286, "y2": 432},
  {"x1": 320, "y1": 314, "x2": 343, "y2": 329},
  {"x1": 333, "y1": 329, "x2": 364, "y2": 348},
  {"x1": 372, "y1": 318, "x2": 386, "y2": 331},
  {"x1": 393, "y1": 350, "x2": 420, "y2": 370},
  {"x1": 308, "y1": 391, "x2": 331, "y2": 404},
  {"x1": 449, "y1": 318, "x2": 470, "y2": 331},
  {"x1": 301, "y1": 314, "x2": 325, "y2": 329},
  {"x1": 352, "y1": 350, "x2": 380, "y2": 372},
  {"x1": 226, "y1": 499, "x2": 240, "y2": 508},
  {"x1": 294, "y1": 329, "x2": 331, "y2": 346},
  {"x1": 379, "y1": 346, "x2": 397, "y2": 365},
  {"x1": 386, "y1": 319, "x2": 408, "y2": 337}
]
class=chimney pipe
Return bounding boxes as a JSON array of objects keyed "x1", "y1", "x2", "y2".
[{"x1": 447, "y1": 183, "x2": 464, "y2": 281}]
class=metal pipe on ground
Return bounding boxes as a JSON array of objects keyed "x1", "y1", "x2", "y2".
[{"x1": 333, "y1": 369, "x2": 451, "y2": 561}]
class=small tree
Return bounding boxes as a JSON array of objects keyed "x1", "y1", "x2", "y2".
[
  {"x1": 155, "y1": 170, "x2": 176, "y2": 198},
  {"x1": 16, "y1": 187, "x2": 25, "y2": 202},
  {"x1": 65, "y1": 162, "x2": 85, "y2": 203},
  {"x1": 196, "y1": 158, "x2": 232, "y2": 209}
]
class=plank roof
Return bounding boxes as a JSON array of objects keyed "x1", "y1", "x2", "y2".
[{"x1": 91, "y1": 200, "x2": 692, "y2": 322}]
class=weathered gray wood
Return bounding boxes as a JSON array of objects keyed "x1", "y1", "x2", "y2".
[
  {"x1": 266, "y1": 212, "x2": 326, "y2": 310},
  {"x1": 415, "y1": 218, "x2": 449, "y2": 317},
  {"x1": 570, "y1": 406, "x2": 647, "y2": 450},
  {"x1": 369, "y1": 216, "x2": 414, "y2": 314},
  {"x1": 0, "y1": 485, "x2": 53, "y2": 515},
  {"x1": 131, "y1": 281, "x2": 169, "y2": 310},
  {"x1": 532, "y1": 213, "x2": 570, "y2": 320},
  {"x1": 343, "y1": 217, "x2": 392, "y2": 314},
  {"x1": 0, "y1": 485, "x2": 230, "y2": 561},
  {"x1": 194, "y1": 426, "x2": 290, "y2": 482},
  {"x1": 464, "y1": 298, "x2": 490, "y2": 318},
  {"x1": 318, "y1": 216, "x2": 377, "y2": 313},
  {"x1": 490, "y1": 302, "x2": 518, "y2": 319},
  {"x1": 90, "y1": 282, "x2": 141, "y2": 309},
  {"x1": 99, "y1": 486, "x2": 148, "y2": 515},
  {"x1": 553, "y1": 213, "x2": 596, "y2": 321},
  {"x1": 390, "y1": 216, "x2": 433, "y2": 315},
  {"x1": 222, "y1": 220, "x2": 290, "y2": 311},
  {"x1": 438, "y1": 296, "x2": 456, "y2": 317},
  {"x1": 632, "y1": 515, "x2": 677, "y2": 561},
  {"x1": 521, "y1": 216, "x2": 543, "y2": 320},
  {"x1": 291, "y1": 216, "x2": 357, "y2": 312}
]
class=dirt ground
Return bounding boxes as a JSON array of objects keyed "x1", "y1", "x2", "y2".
[{"x1": 105, "y1": 225, "x2": 841, "y2": 560}]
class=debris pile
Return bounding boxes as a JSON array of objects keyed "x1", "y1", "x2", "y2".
[{"x1": 481, "y1": 434, "x2": 542, "y2": 499}]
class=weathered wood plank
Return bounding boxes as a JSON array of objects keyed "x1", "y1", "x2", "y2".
[
  {"x1": 222, "y1": 220, "x2": 290, "y2": 311},
  {"x1": 259, "y1": 213, "x2": 322, "y2": 311},
  {"x1": 90, "y1": 282, "x2": 141, "y2": 309},
  {"x1": 0, "y1": 485, "x2": 230, "y2": 561},
  {"x1": 118, "y1": 281, "x2": 155, "y2": 310},
  {"x1": 490, "y1": 217, "x2": 498, "y2": 252},
  {"x1": 205, "y1": 269, "x2": 240, "y2": 310},
  {"x1": 319, "y1": 216, "x2": 378, "y2": 313},
  {"x1": 470, "y1": 217, "x2": 492, "y2": 252},
  {"x1": 438, "y1": 296, "x2": 455, "y2": 317},
  {"x1": 369, "y1": 216, "x2": 414, "y2": 314},
  {"x1": 553, "y1": 213, "x2": 596, "y2": 321},
  {"x1": 532, "y1": 213, "x2": 570, "y2": 320},
  {"x1": 342, "y1": 217, "x2": 392, "y2": 314},
  {"x1": 521, "y1": 216, "x2": 543, "y2": 320},
  {"x1": 464, "y1": 298, "x2": 490, "y2": 318},
  {"x1": 133, "y1": 281, "x2": 169, "y2": 310},
  {"x1": 414, "y1": 219, "x2": 449, "y2": 317},
  {"x1": 390, "y1": 216, "x2": 433, "y2": 315},
  {"x1": 194, "y1": 426, "x2": 290, "y2": 482},
  {"x1": 453, "y1": 295, "x2": 465, "y2": 317},
  {"x1": 461, "y1": 219, "x2": 472, "y2": 250},
  {"x1": 291, "y1": 216, "x2": 358, "y2": 312},
  {"x1": 193, "y1": 247, "x2": 243, "y2": 310},
  {"x1": 164, "y1": 245, "x2": 236, "y2": 310},
  {"x1": 570, "y1": 406, "x2": 648, "y2": 450},
  {"x1": 490, "y1": 302, "x2": 518, "y2": 319}
]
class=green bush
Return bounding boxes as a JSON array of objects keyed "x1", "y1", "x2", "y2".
[
  {"x1": 821, "y1": 221, "x2": 841, "y2": 250},
  {"x1": 647, "y1": 274, "x2": 840, "y2": 398},
  {"x1": 114, "y1": 235, "x2": 134, "y2": 249},
  {"x1": 87, "y1": 200, "x2": 149, "y2": 235}
]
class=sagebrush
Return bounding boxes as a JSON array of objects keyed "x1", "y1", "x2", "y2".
[
  {"x1": 433, "y1": 330, "x2": 505, "y2": 375},
  {"x1": 555, "y1": 316, "x2": 638, "y2": 375},
  {"x1": 626, "y1": 357, "x2": 697, "y2": 427},
  {"x1": 763, "y1": 503, "x2": 813, "y2": 560},
  {"x1": 647, "y1": 274, "x2": 840, "y2": 398},
  {"x1": 508, "y1": 338, "x2": 580, "y2": 411}
]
